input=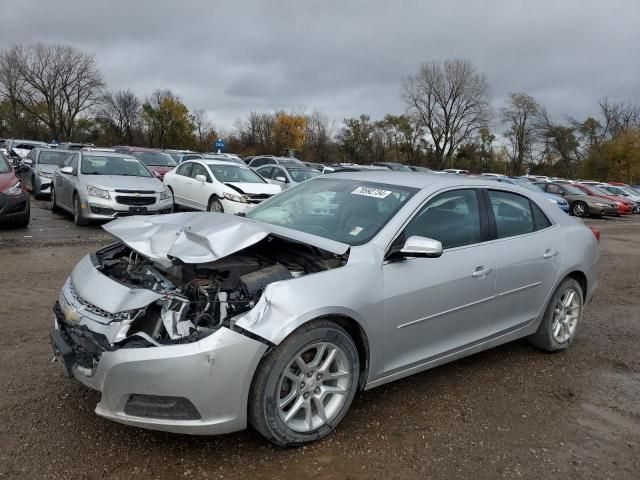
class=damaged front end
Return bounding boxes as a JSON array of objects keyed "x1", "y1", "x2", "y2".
[{"x1": 54, "y1": 233, "x2": 348, "y2": 375}]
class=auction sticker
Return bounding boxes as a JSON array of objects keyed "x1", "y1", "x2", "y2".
[{"x1": 351, "y1": 186, "x2": 392, "y2": 198}]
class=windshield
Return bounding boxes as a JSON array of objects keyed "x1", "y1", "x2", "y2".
[
  {"x1": 246, "y1": 178, "x2": 417, "y2": 245},
  {"x1": 132, "y1": 151, "x2": 176, "y2": 167},
  {"x1": 288, "y1": 169, "x2": 321, "y2": 182},
  {"x1": 81, "y1": 155, "x2": 153, "y2": 177},
  {"x1": 208, "y1": 164, "x2": 265, "y2": 183},
  {"x1": 0, "y1": 154, "x2": 11, "y2": 173},
  {"x1": 584, "y1": 185, "x2": 609, "y2": 196},
  {"x1": 561, "y1": 184, "x2": 585, "y2": 195},
  {"x1": 39, "y1": 151, "x2": 72, "y2": 165},
  {"x1": 278, "y1": 158, "x2": 304, "y2": 167},
  {"x1": 515, "y1": 180, "x2": 544, "y2": 192}
]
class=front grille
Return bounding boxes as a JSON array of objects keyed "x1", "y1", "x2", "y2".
[
  {"x1": 247, "y1": 193, "x2": 273, "y2": 204},
  {"x1": 115, "y1": 195, "x2": 156, "y2": 206},
  {"x1": 115, "y1": 189, "x2": 155, "y2": 194},
  {"x1": 54, "y1": 302, "x2": 109, "y2": 369},
  {"x1": 69, "y1": 282, "x2": 116, "y2": 320}
]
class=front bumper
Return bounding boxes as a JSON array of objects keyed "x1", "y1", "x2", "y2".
[
  {"x1": 0, "y1": 191, "x2": 29, "y2": 222},
  {"x1": 589, "y1": 205, "x2": 618, "y2": 216},
  {"x1": 220, "y1": 198, "x2": 253, "y2": 214},
  {"x1": 81, "y1": 195, "x2": 174, "y2": 220},
  {"x1": 52, "y1": 311, "x2": 267, "y2": 435}
]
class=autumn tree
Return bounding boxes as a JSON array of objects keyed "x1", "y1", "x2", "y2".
[
  {"x1": 273, "y1": 111, "x2": 306, "y2": 155},
  {"x1": 402, "y1": 59, "x2": 490, "y2": 169},
  {"x1": 502, "y1": 93, "x2": 539, "y2": 175},
  {"x1": 142, "y1": 89, "x2": 196, "y2": 149},
  {"x1": 0, "y1": 43, "x2": 104, "y2": 140},
  {"x1": 336, "y1": 115, "x2": 378, "y2": 163}
]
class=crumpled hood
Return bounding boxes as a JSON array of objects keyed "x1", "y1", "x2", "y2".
[{"x1": 103, "y1": 212, "x2": 349, "y2": 264}]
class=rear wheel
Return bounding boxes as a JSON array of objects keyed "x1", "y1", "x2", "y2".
[
  {"x1": 73, "y1": 194, "x2": 89, "y2": 226},
  {"x1": 528, "y1": 278, "x2": 583, "y2": 352},
  {"x1": 207, "y1": 196, "x2": 223, "y2": 213},
  {"x1": 249, "y1": 320, "x2": 360, "y2": 446},
  {"x1": 572, "y1": 201, "x2": 588, "y2": 217},
  {"x1": 50, "y1": 186, "x2": 60, "y2": 212}
]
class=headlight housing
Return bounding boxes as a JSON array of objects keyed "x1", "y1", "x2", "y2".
[
  {"x1": 38, "y1": 171, "x2": 53, "y2": 179},
  {"x1": 2, "y1": 181, "x2": 23, "y2": 196},
  {"x1": 87, "y1": 184, "x2": 110, "y2": 199},
  {"x1": 223, "y1": 192, "x2": 248, "y2": 203},
  {"x1": 159, "y1": 188, "x2": 172, "y2": 200}
]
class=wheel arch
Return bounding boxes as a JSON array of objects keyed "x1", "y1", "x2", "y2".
[{"x1": 565, "y1": 270, "x2": 588, "y2": 301}]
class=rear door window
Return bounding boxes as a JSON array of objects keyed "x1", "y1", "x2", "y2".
[{"x1": 488, "y1": 190, "x2": 549, "y2": 238}]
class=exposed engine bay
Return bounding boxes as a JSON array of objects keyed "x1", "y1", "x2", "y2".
[{"x1": 76, "y1": 235, "x2": 347, "y2": 350}]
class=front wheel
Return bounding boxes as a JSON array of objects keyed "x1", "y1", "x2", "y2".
[
  {"x1": 249, "y1": 320, "x2": 360, "y2": 446},
  {"x1": 73, "y1": 194, "x2": 89, "y2": 226},
  {"x1": 528, "y1": 278, "x2": 584, "y2": 352},
  {"x1": 572, "y1": 201, "x2": 588, "y2": 217},
  {"x1": 207, "y1": 197, "x2": 223, "y2": 213}
]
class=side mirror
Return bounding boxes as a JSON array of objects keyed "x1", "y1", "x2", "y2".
[
  {"x1": 60, "y1": 166, "x2": 74, "y2": 175},
  {"x1": 400, "y1": 236, "x2": 443, "y2": 258},
  {"x1": 275, "y1": 176, "x2": 287, "y2": 183},
  {"x1": 195, "y1": 174, "x2": 207, "y2": 183}
]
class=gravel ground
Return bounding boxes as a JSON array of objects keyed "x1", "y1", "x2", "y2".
[{"x1": 0, "y1": 201, "x2": 638, "y2": 479}]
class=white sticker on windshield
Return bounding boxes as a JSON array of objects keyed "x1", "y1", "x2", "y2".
[
  {"x1": 349, "y1": 226, "x2": 364, "y2": 236},
  {"x1": 351, "y1": 186, "x2": 392, "y2": 198}
]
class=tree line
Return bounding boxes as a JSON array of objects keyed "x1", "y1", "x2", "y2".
[{"x1": 0, "y1": 43, "x2": 639, "y2": 181}]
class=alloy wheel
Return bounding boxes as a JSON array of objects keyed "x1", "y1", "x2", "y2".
[
  {"x1": 551, "y1": 287, "x2": 581, "y2": 343},
  {"x1": 277, "y1": 342, "x2": 352, "y2": 433}
]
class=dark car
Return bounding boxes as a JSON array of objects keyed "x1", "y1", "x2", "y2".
[
  {"x1": 113, "y1": 147, "x2": 177, "y2": 179},
  {"x1": 0, "y1": 152, "x2": 30, "y2": 227},
  {"x1": 535, "y1": 182, "x2": 617, "y2": 218}
]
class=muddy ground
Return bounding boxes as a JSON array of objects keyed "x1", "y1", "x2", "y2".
[{"x1": 0, "y1": 200, "x2": 638, "y2": 479}]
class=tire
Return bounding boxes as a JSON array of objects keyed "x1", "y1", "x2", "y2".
[
  {"x1": 572, "y1": 201, "x2": 588, "y2": 217},
  {"x1": 167, "y1": 187, "x2": 176, "y2": 212},
  {"x1": 73, "y1": 194, "x2": 89, "y2": 226},
  {"x1": 50, "y1": 186, "x2": 61, "y2": 212},
  {"x1": 528, "y1": 278, "x2": 584, "y2": 352},
  {"x1": 207, "y1": 196, "x2": 223, "y2": 213},
  {"x1": 249, "y1": 320, "x2": 360, "y2": 446},
  {"x1": 31, "y1": 176, "x2": 42, "y2": 200},
  {"x1": 13, "y1": 200, "x2": 30, "y2": 228}
]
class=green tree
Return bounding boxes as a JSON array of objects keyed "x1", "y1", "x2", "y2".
[{"x1": 142, "y1": 90, "x2": 196, "y2": 148}]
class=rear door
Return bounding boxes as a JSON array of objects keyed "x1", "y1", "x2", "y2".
[{"x1": 485, "y1": 189, "x2": 563, "y2": 336}]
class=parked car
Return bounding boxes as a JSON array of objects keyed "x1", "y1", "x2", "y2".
[
  {"x1": 443, "y1": 168, "x2": 470, "y2": 175},
  {"x1": 572, "y1": 183, "x2": 634, "y2": 215},
  {"x1": 487, "y1": 177, "x2": 570, "y2": 212},
  {"x1": 598, "y1": 184, "x2": 640, "y2": 213},
  {"x1": 0, "y1": 152, "x2": 30, "y2": 227},
  {"x1": 535, "y1": 182, "x2": 617, "y2": 217},
  {"x1": 303, "y1": 161, "x2": 325, "y2": 170},
  {"x1": 17, "y1": 148, "x2": 73, "y2": 198},
  {"x1": 4, "y1": 139, "x2": 48, "y2": 162},
  {"x1": 165, "y1": 149, "x2": 203, "y2": 164},
  {"x1": 246, "y1": 155, "x2": 305, "y2": 168},
  {"x1": 372, "y1": 162, "x2": 413, "y2": 172},
  {"x1": 57, "y1": 142, "x2": 94, "y2": 151},
  {"x1": 51, "y1": 173, "x2": 599, "y2": 445},
  {"x1": 409, "y1": 166, "x2": 433, "y2": 173},
  {"x1": 163, "y1": 159, "x2": 281, "y2": 213},
  {"x1": 50, "y1": 151, "x2": 173, "y2": 225},
  {"x1": 113, "y1": 147, "x2": 177, "y2": 179},
  {"x1": 202, "y1": 153, "x2": 247, "y2": 165},
  {"x1": 255, "y1": 164, "x2": 321, "y2": 190}
]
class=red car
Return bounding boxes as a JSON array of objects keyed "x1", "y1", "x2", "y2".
[
  {"x1": 574, "y1": 183, "x2": 634, "y2": 215},
  {"x1": 0, "y1": 152, "x2": 30, "y2": 227},
  {"x1": 113, "y1": 147, "x2": 177, "y2": 180}
]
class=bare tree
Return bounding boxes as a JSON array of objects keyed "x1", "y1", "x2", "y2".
[
  {"x1": 534, "y1": 106, "x2": 580, "y2": 177},
  {"x1": 0, "y1": 43, "x2": 104, "y2": 140},
  {"x1": 192, "y1": 108, "x2": 215, "y2": 151},
  {"x1": 501, "y1": 93, "x2": 539, "y2": 175},
  {"x1": 402, "y1": 59, "x2": 490, "y2": 169},
  {"x1": 97, "y1": 90, "x2": 141, "y2": 144},
  {"x1": 303, "y1": 110, "x2": 334, "y2": 162}
]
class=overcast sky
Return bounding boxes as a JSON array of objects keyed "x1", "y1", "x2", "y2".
[{"x1": 2, "y1": 0, "x2": 639, "y2": 132}]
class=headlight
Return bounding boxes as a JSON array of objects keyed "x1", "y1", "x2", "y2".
[
  {"x1": 223, "y1": 192, "x2": 248, "y2": 203},
  {"x1": 87, "y1": 184, "x2": 110, "y2": 199},
  {"x1": 159, "y1": 188, "x2": 171, "y2": 200},
  {"x1": 2, "y1": 181, "x2": 22, "y2": 196},
  {"x1": 38, "y1": 171, "x2": 53, "y2": 179}
]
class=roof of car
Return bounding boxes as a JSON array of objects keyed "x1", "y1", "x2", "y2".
[
  {"x1": 327, "y1": 170, "x2": 513, "y2": 189},
  {"x1": 80, "y1": 150, "x2": 135, "y2": 158},
  {"x1": 199, "y1": 159, "x2": 247, "y2": 166}
]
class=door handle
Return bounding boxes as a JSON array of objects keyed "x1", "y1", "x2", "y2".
[
  {"x1": 543, "y1": 249, "x2": 559, "y2": 259},
  {"x1": 472, "y1": 266, "x2": 492, "y2": 278}
]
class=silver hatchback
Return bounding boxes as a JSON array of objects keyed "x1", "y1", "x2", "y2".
[
  {"x1": 51, "y1": 173, "x2": 599, "y2": 445},
  {"x1": 50, "y1": 151, "x2": 173, "y2": 225}
]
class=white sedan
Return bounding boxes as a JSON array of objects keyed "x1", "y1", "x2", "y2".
[{"x1": 163, "y1": 160, "x2": 282, "y2": 213}]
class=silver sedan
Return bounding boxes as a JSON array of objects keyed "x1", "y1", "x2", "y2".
[{"x1": 50, "y1": 172, "x2": 599, "y2": 445}]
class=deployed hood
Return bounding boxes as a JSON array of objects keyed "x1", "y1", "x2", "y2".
[
  {"x1": 84, "y1": 175, "x2": 164, "y2": 192},
  {"x1": 224, "y1": 182, "x2": 281, "y2": 195},
  {"x1": 103, "y1": 212, "x2": 349, "y2": 264}
]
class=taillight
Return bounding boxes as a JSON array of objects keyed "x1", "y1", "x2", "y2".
[{"x1": 588, "y1": 226, "x2": 600, "y2": 242}]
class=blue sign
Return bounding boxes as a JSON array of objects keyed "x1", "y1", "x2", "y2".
[{"x1": 214, "y1": 139, "x2": 225, "y2": 152}]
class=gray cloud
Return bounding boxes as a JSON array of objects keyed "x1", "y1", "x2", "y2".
[{"x1": 1, "y1": 0, "x2": 638, "y2": 131}]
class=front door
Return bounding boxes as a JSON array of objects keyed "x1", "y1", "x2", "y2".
[{"x1": 382, "y1": 188, "x2": 497, "y2": 375}]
